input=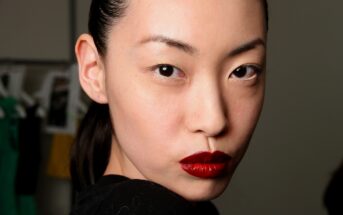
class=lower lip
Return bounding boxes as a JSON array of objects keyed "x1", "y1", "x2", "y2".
[{"x1": 180, "y1": 163, "x2": 228, "y2": 178}]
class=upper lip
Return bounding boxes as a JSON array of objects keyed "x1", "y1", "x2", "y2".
[{"x1": 180, "y1": 151, "x2": 231, "y2": 164}]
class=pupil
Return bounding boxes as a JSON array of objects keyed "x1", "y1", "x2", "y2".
[
  {"x1": 234, "y1": 67, "x2": 247, "y2": 78},
  {"x1": 160, "y1": 66, "x2": 173, "y2": 77}
]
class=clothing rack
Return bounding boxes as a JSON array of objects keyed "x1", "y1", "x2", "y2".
[
  {"x1": 0, "y1": 58, "x2": 72, "y2": 66},
  {"x1": 69, "y1": 0, "x2": 77, "y2": 62},
  {"x1": 0, "y1": 1, "x2": 80, "y2": 214}
]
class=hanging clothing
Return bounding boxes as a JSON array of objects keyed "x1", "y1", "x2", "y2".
[
  {"x1": 16, "y1": 104, "x2": 42, "y2": 194},
  {"x1": 0, "y1": 97, "x2": 19, "y2": 215},
  {"x1": 15, "y1": 104, "x2": 42, "y2": 215},
  {"x1": 17, "y1": 196, "x2": 37, "y2": 215},
  {"x1": 46, "y1": 133, "x2": 74, "y2": 180}
]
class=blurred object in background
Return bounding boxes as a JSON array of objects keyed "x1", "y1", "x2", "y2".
[
  {"x1": 0, "y1": 63, "x2": 87, "y2": 215},
  {"x1": 324, "y1": 160, "x2": 343, "y2": 215},
  {"x1": 46, "y1": 134, "x2": 75, "y2": 180}
]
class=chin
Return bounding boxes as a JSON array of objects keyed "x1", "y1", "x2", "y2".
[{"x1": 179, "y1": 176, "x2": 231, "y2": 202}]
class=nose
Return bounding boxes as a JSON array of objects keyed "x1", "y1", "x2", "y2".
[{"x1": 185, "y1": 76, "x2": 228, "y2": 137}]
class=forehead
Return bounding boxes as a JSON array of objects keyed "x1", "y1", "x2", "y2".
[{"x1": 110, "y1": 0, "x2": 265, "y2": 51}]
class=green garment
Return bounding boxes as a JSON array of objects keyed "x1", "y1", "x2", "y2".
[
  {"x1": 0, "y1": 97, "x2": 19, "y2": 215},
  {"x1": 0, "y1": 98, "x2": 37, "y2": 215},
  {"x1": 17, "y1": 195, "x2": 37, "y2": 215}
]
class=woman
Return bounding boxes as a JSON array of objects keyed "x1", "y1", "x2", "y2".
[{"x1": 71, "y1": 0, "x2": 269, "y2": 214}]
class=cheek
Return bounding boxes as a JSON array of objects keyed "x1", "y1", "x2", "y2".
[
  {"x1": 232, "y1": 96, "x2": 264, "y2": 131},
  {"x1": 225, "y1": 85, "x2": 265, "y2": 151},
  {"x1": 106, "y1": 71, "x2": 185, "y2": 168},
  {"x1": 229, "y1": 78, "x2": 265, "y2": 126}
]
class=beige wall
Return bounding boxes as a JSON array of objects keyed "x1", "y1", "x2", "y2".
[
  {"x1": 1, "y1": 0, "x2": 342, "y2": 214},
  {"x1": 0, "y1": 0, "x2": 91, "y2": 60},
  {"x1": 0, "y1": 0, "x2": 70, "y2": 60}
]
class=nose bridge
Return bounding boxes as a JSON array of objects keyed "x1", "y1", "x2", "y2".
[{"x1": 186, "y1": 74, "x2": 227, "y2": 137}]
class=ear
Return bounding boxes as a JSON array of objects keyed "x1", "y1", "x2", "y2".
[{"x1": 75, "y1": 34, "x2": 108, "y2": 104}]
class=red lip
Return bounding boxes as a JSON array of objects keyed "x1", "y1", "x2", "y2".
[{"x1": 179, "y1": 151, "x2": 231, "y2": 179}]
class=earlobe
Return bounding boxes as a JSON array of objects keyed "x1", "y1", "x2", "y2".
[{"x1": 75, "y1": 34, "x2": 108, "y2": 104}]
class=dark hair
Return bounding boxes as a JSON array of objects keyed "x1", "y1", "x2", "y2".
[
  {"x1": 71, "y1": 0, "x2": 269, "y2": 192},
  {"x1": 70, "y1": 102, "x2": 113, "y2": 191}
]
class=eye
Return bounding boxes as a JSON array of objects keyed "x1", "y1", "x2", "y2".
[
  {"x1": 153, "y1": 64, "x2": 185, "y2": 79},
  {"x1": 230, "y1": 65, "x2": 262, "y2": 80}
]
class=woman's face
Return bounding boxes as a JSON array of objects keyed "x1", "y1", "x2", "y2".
[{"x1": 103, "y1": 0, "x2": 266, "y2": 201}]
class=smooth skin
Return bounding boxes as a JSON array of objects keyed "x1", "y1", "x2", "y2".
[{"x1": 76, "y1": 0, "x2": 266, "y2": 201}]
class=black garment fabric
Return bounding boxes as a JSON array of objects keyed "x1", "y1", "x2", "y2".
[
  {"x1": 71, "y1": 175, "x2": 219, "y2": 215},
  {"x1": 15, "y1": 104, "x2": 42, "y2": 195},
  {"x1": 324, "y1": 160, "x2": 343, "y2": 214}
]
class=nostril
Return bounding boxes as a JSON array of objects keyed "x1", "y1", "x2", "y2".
[{"x1": 196, "y1": 122, "x2": 228, "y2": 138}]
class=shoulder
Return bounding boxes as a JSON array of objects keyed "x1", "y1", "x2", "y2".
[
  {"x1": 99, "y1": 179, "x2": 193, "y2": 215},
  {"x1": 72, "y1": 178, "x2": 219, "y2": 215},
  {"x1": 72, "y1": 178, "x2": 193, "y2": 215}
]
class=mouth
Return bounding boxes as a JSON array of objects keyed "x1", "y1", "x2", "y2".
[{"x1": 179, "y1": 151, "x2": 231, "y2": 179}]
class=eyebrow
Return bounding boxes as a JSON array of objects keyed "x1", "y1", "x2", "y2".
[
  {"x1": 228, "y1": 38, "x2": 265, "y2": 57},
  {"x1": 138, "y1": 35, "x2": 265, "y2": 56},
  {"x1": 139, "y1": 35, "x2": 197, "y2": 54}
]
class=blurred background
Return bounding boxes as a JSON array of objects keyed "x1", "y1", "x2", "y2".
[{"x1": 0, "y1": 0, "x2": 342, "y2": 214}]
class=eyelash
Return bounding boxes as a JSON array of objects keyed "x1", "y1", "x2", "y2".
[
  {"x1": 229, "y1": 64, "x2": 263, "y2": 80},
  {"x1": 148, "y1": 64, "x2": 263, "y2": 81},
  {"x1": 149, "y1": 64, "x2": 185, "y2": 79}
]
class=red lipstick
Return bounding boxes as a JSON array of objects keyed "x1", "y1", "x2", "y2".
[{"x1": 180, "y1": 151, "x2": 231, "y2": 178}]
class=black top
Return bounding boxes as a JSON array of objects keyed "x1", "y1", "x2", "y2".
[{"x1": 71, "y1": 175, "x2": 219, "y2": 215}]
